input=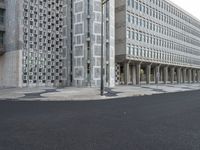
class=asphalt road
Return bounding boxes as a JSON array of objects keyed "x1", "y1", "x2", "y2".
[{"x1": 1, "y1": 90, "x2": 200, "y2": 150}]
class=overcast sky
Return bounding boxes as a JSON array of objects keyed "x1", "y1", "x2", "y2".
[{"x1": 170, "y1": 0, "x2": 200, "y2": 20}]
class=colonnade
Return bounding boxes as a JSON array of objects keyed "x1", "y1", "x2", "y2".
[{"x1": 121, "y1": 61, "x2": 200, "y2": 85}]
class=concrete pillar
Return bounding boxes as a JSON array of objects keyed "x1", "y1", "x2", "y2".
[
  {"x1": 180, "y1": 69, "x2": 183, "y2": 83},
  {"x1": 183, "y1": 68, "x2": 187, "y2": 83},
  {"x1": 188, "y1": 69, "x2": 192, "y2": 84},
  {"x1": 136, "y1": 63, "x2": 141, "y2": 85},
  {"x1": 155, "y1": 66, "x2": 160, "y2": 84},
  {"x1": 146, "y1": 64, "x2": 151, "y2": 84},
  {"x1": 177, "y1": 68, "x2": 181, "y2": 84},
  {"x1": 153, "y1": 67, "x2": 156, "y2": 82},
  {"x1": 170, "y1": 67, "x2": 175, "y2": 84},
  {"x1": 160, "y1": 68, "x2": 163, "y2": 82},
  {"x1": 197, "y1": 70, "x2": 200, "y2": 83},
  {"x1": 124, "y1": 62, "x2": 130, "y2": 85},
  {"x1": 132, "y1": 65, "x2": 136, "y2": 85},
  {"x1": 163, "y1": 66, "x2": 168, "y2": 84},
  {"x1": 192, "y1": 69, "x2": 196, "y2": 83}
]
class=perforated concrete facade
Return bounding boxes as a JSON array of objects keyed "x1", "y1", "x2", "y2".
[
  {"x1": 22, "y1": 0, "x2": 64, "y2": 87},
  {"x1": 0, "y1": 0, "x2": 64, "y2": 87}
]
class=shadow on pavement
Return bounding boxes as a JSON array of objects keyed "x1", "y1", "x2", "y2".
[
  {"x1": 104, "y1": 87, "x2": 123, "y2": 97},
  {"x1": 21, "y1": 89, "x2": 58, "y2": 99},
  {"x1": 141, "y1": 86, "x2": 166, "y2": 92}
]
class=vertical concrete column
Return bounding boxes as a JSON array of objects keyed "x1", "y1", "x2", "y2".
[
  {"x1": 170, "y1": 67, "x2": 175, "y2": 84},
  {"x1": 163, "y1": 66, "x2": 168, "y2": 84},
  {"x1": 183, "y1": 68, "x2": 187, "y2": 83},
  {"x1": 160, "y1": 68, "x2": 163, "y2": 82},
  {"x1": 124, "y1": 62, "x2": 130, "y2": 85},
  {"x1": 192, "y1": 69, "x2": 196, "y2": 83},
  {"x1": 146, "y1": 64, "x2": 151, "y2": 84},
  {"x1": 188, "y1": 69, "x2": 192, "y2": 84},
  {"x1": 132, "y1": 65, "x2": 136, "y2": 85},
  {"x1": 153, "y1": 67, "x2": 156, "y2": 82},
  {"x1": 136, "y1": 63, "x2": 141, "y2": 85},
  {"x1": 177, "y1": 68, "x2": 181, "y2": 84},
  {"x1": 197, "y1": 70, "x2": 200, "y2": 83},
  {"x1": 155, "y1": 66, "x2": 160, "y2": 84}
]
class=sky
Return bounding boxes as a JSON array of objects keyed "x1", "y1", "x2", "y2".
[{"x1": 170, "y1": 0, "x2": 200, "y2": 20}]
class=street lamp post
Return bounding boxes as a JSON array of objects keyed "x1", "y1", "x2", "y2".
[{"x1": 100, "y1": 0, "x2": 109, "y2": 96}]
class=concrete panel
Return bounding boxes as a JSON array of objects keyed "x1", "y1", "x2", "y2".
[{"x1": 0, "y1": 50, "x2": 22, "y2": 87}]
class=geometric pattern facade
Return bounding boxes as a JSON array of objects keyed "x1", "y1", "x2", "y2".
[
  {"x1": 22, "y1": 0, "x2": 64, "y2": 86},
  {"x1": 69, "y1": 0, "x2": 115, "y2": 87}
]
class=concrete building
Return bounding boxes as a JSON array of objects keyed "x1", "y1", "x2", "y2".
[
  {"x1": 0, "y1": 0, "x2": 64, "y2": 87},
  {"x1": 64, "y1": 0, "x2": 115, "y2": 87},
  {"x1": 1, "y1": 0, "x2": 200, "y2": 88},
  {"x1": 0, "y1": 0, "x2": 115, "y2": 88},
  {"x1": 115, "y1": 0, "x2": 200, "y2": 85},
  {"x1": 0, "y1": 0, "x2": 24, "y2": 87}
]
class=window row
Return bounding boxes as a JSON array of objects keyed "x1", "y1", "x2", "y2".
[
  {"x1": 127, "y1": 29, "x2": 200, "y2": 56},
  {"x1": 127, "y1": 0, "x2": 200, "y2": 39},
  {"x1": 127, "y1": 0, "x2": 200, "y2": 30},
  {"x1": 148, "y1": 0, "x2": 200, "y2": 30},
  {"x1": 127, "y1": 13, "x2": 200, "y2": 47},
  {"x1": 126, "y1": 44, "x2": 200, "y2": 66}
]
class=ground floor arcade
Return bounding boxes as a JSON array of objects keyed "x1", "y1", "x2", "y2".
[{"x1": 115, "y1": 61, "x2": 200, "y2": 85}]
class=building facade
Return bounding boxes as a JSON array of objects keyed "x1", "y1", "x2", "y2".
[
  {"x1": 1, "y1": 0, "x2": 200, "y2": 88},
  {"x1": 64, "y1": 0, "x2": 115, "y2": 87},
  {"x1": 0, "y1": 0, "x2": 115, "y2": 88},
  {"x1": 22, "y1": 0, "x2": 64, "y2": 87},
  {"x1": 0, "y1": 0, "x2": 64, "y2": 87},
  {"x1": 115, "y1": 0, "x2": 200, "y2": 85},
  {"x1": 0, "y1": 0, "x2": 23, "y2": 87}
]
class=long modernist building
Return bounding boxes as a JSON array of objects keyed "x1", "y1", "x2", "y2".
[{"x1": 115, "y1": 0, "x2": 200, "y2": 85}]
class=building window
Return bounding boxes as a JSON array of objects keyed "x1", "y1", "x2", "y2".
[
  {"x1": 127, "y1": 0, "x2": 131, "y2": 6},
  {"x1": 0, "y1": 9, "x2": 4, "y2": 25},
  {"x1": 132, "y1": 0, "x2": 134, "y2": 8},
  {"x1": 127, "y1": 14, "x2": 131, "y2": 22},
  {"x1": 0, "y1": 31, "x2": 3, "y2": 45}
]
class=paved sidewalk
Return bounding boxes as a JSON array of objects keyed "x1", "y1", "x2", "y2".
[{"x1": 0, "y1": 84, "x2": 200, "y2": 101}]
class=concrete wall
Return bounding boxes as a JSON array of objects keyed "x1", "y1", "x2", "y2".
[
  {"x1": 21, "y1": 0, "x2": 64, "y2": 87},
  {"x1": 70, "y1": 0, "x2": 115, "y2": 87},
  {"x1": 0, "y1": 0, "x2": 23, "y2": 87},
  {"x1": 106, "y1": 0, "x2": 115, "y2": 87},
  {"x1": 63, "y1": 0, "x2": 71, "y2": 86},
  {"x1": 0, "y1": 50, "x2": 22, "y2": 87},
  {"x1": 115, "y1": 1, "x2": 126, "y2": 56}
]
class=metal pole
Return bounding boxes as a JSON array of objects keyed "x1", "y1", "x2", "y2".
[
  {"x1": 100, "y1": 1, "x2": 104, "y2": 96},
  {"x1": 100, "y1": 0, "x2": 109, "y2": 96}
]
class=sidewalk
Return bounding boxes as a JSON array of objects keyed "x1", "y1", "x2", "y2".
[{"x1": 0, "y1": 84, "x2": 200, "y2": 101}]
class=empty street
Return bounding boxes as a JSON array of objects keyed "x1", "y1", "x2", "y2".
[{"x1": 1, "y1": 90, "x2": 200, "y2": 150}]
